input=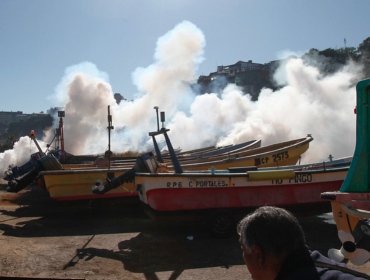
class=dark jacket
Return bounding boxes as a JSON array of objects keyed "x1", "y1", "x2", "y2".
[{"x1": 275, "y1": 247, "x2": 370, "y2": 280}]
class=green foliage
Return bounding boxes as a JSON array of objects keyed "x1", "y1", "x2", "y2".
[
  {"x1": 306, "y1": 48, "x2": 319, "y2": 56},
  {"x1": 318, "y1": 47, "x2": 359, "y2": 63},
  {"x1": 302, "y1": 38, "x2": 370, "y2": 77},
  {"x1": 6, "y1": 134, "x2": 15, "y2": 143},
  {"x1": 358, "y1": 37, "x2": 370, "y2": 55},
  {"x1": 0, "y1": 142, "x2": 13, "y2": 153},
  {"x1": 357, "y1": 37, "x2": 370, "y2": 79},
  {"x1": 343, "y1": 47, "x2": 359, "y2": 57}
]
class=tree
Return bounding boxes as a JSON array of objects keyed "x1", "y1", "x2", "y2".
[
  {"x1": 306, "y1": 48, "x2": 319, "y2": 56},
  {"x1": 0, "y1": 142, "x2": 13, "y2": 153},
  {"x1": 339, "y1": 47, "x2": 360, "y2": 60},
  {"x1": 6, "y1": 134, "x2": 15, "y2": 144},
  {"x1": 358, "y1": 37, "x2": 370, "y2": 55},
  {"x1": 358, "y1": 37, "x2": 370, "y2": 79}
]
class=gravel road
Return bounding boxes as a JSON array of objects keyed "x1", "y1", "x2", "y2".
[{"x1": 0, "y1": 183, "x2": 369, "y2": 280}]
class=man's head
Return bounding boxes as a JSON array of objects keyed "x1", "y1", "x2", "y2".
[
  {"x1": 104, "y1": 150, "x2": 113, "y2": 159},
  {"x1": 237, "y1": 206, "x2": 306, "y2": 280}
]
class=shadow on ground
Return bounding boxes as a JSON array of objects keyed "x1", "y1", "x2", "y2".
[{"x1": 0, "y1": 185, "x2": 342, "y2": 277}]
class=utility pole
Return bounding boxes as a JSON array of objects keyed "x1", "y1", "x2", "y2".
[{"x1": 344, "y1": 38, "x2": 347, "y2": 49}]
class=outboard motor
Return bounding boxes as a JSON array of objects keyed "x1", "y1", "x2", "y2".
[
  {"x1": 92, "y1": 152, "x2": 158, "y2": 195},
  {"x1": 6, "y1": 154, "x2": 63, "y2": 193},
  {"x1": 4, "y1": 152, "x2": 43, "y2": 182}
]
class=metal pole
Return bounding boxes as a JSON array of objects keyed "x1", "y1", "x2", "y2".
[
  {"x1": 154, "y1": 106, "x2": 159, "y2": 131},
  {"x1": 60, "y1": 117, "x2": 65, "y2": 162},
  {"x1": 108, "y1": 105, "x2": 111, "y2": 169}
]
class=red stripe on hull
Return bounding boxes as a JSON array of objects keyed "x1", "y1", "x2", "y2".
[
  {"x1": 146, "y1": 181, "x2": 343, "y2": 211},
  {"x1": 52, "y1": 192, "x2": 138, "y2": 201}
]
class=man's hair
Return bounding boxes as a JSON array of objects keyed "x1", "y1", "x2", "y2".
[
  {"x1": 105, "y1": 150, "x2": 113, "y2": 156},
  {"x1": 237, "y1": 206, "x2": 306, "y2": 258}
]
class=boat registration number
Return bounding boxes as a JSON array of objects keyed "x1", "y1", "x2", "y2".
[
  {"x1": 256, "y1": 151, "x2": 290, "y2": 165},
  {"x1": 166, "y1": 180, "x2": 227, "y2": 188},
  {"x1": 272, "y1": 151, "x2": 289, "y2": 162}
]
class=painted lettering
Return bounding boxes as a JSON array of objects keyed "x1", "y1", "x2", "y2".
[
  {"x1": 273, "y1": 152, "x2": 290, "y2": 162},
  {"x1": 192, "y1": 180, "x2": 228, "y2": 188},
  {"x1": 295, "y1": 174, "x2": 301, "y2": 183},
  {"x1": 307, "y1": 174, "x2": 312, "y2": 182},
  {"x1": 168, "y1": 180, "x2": 228, "y2": 188},
  {"x1": 272, "y1": 179, "x2": 283, "y2": 184},
  {"x1": 294, "y1": 174, "x2": 313, "y2": 184}
]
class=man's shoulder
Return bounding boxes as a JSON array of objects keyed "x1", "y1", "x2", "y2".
[
  {"x1": 285, "y1": 251, "x2": 369, "y2": 280},
  {"x1": 311, "y1": 250, "x2": 369, "y2": 280}
]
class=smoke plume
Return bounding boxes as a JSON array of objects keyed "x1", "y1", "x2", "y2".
[
  {"x1": 0, "y1": 20, "x2": 364, "y2": 176},
  {"x1": 0, "y1": 136, "x2": 48, "y2": 181}
]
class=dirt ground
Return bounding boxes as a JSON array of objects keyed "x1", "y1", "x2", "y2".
[{"x1": 1, "y1": 183, "x2": 370, "y2": 280}]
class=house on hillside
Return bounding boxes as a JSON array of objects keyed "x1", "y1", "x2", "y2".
[
  {"x1": 0, "y1": 111, "x2": 23, "y2": 126},
  {"x1": 197, "y1": 59, "x2": 284, "y2": 100}
]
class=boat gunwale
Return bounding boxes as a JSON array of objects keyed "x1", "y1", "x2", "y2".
[
  {"x1": 171, "y1": 139, "x2": 261, "y2": 158},
  {"x1": 173, "y1": 136, "x2": 313, "y2": 168},
  {"x1": 40, "y1": 167, "x2": 131, "y2": 176},
  {"x1": 135, "y1": 166, "x2": 349, "y2": 178}
]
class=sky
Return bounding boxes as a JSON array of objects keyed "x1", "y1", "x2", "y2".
[
  {"x1": 0, "y1": 0, "x2": 369, "y2": 114},
  {"x1": 0, "y1": 0, "x2": 369, "y2": 172}
]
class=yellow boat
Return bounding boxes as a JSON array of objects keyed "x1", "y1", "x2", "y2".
[
  {"x1": 40, "y1": 135, "x2": 312, "y2": 201},
  {"x1": 61, "y1": 139, "x2": 262, "y2": 170},
  {"x1": 41, "y1": 168, "x2": 135, "y2": 201},
  {"x1": 176, "y1": 136, "x2": 312, "y2": 171}
]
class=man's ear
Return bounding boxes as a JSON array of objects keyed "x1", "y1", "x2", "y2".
[{"x1": 252, "y1": 245, "x2": 265, "y2": 265}]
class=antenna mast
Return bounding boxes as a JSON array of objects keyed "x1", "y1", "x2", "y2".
[
  {"x1": 58, "y1": 111, "x2": 65, "y2": 162},
  {"x1": 107, "y1": 105, "x2": 113, "y2": 169}
]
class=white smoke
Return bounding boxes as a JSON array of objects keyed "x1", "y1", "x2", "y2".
[
  {"x1": 0, "y1": 136, "x2": 48, "y2": 178},
  {"x1": 0, "y1": 20, "x2": 363, "y2": 175},
  {"x1": 213, "y1": 59, "x2": 359, "y2": 163},
  {"x1": 44, "y1": 20, "x2": 206, "y2": 155},
  {"x1": 164, "y1": 58, "x2": 359, "y2": 164},
  {"x1": 48, "y1": 62, "x2": 110, "y2": 107}
]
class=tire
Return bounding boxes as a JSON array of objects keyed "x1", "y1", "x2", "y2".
[{"x1": 209, "y1": 209, "x2": 236, "y2": 238}]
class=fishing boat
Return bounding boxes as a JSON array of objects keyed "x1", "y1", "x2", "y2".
[
  {"x1": 135, "y1": 164, "x2": 349, "y2": 212},
  {"x1": 108, "y1": 135, "x2": 312, "y2": 170},
  {"x1": 321, "y1": 79, "x2": 370, "y2": 266},
  {"x1": 90, "y1": 114, "x2": 352, "y2": 237},
  {"x1": 170, "y1": 136, "x2": 312, "y2": 171},
  {"x1": 40, "y1": 136, "x2": 305, "y2": 201},
  {"x1": 4, "y1": 106, "x2": 259, "y2": 194},
  {"x1": 38, "y1": 96, "x2": 312, "y2": 202},
  {"x1": 60, "y1": 138, "x2": 262, "y2": 170},
  {"x1": 131, "y1": 130, "x2": 347, "y2": 213}
]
